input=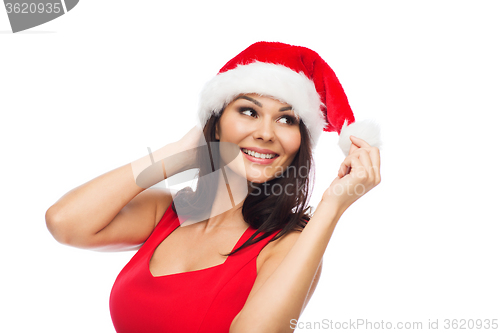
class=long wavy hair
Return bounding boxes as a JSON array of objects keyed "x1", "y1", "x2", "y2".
[{"x1": 172, "y1": 108, "x2": 315, "y2": 256}]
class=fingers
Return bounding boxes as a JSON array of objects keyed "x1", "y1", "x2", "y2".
[
  {"x1": 349, "y1": 155, "x2": 364, "y2": 178},
  {"x1": 348, "y1": 142, "x2": 359, "y2": 155},
  {"x1": 338, "y1": 146, "x2": 380, "y2": 184},
  {"x1": 338, "y1": 154, "x2": 358, "y2": 179},
  {"x1": 338, "y1": 153, "x2": 351, "y2": 178},
  {"x1": 356, "y1": 149, "x2": 374, "y2": 180},
  {"x1": 370, "y1": 147, "x2": 381, "y2": 172},
  {"x1": 370, "y1": 147, "x2": 381, "y2": 184},
  {"x1": 349, "y1": 136, "x2": 379, "y2": 166},
  {"x1": 349, "y1": 135, "x2": 381, "y2": 182},
  {"x1": 339, "y1": 153, "x2": 370, "y2": 179},
  {"x1": 349, "y1": 135, "x2": 371, "y2": 149}
]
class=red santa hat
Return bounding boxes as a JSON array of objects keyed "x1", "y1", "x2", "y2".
[{"x1": 198, "y1": 41, "x2": 381, "y2": 155}]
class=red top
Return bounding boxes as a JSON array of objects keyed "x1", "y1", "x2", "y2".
[{"x1": 109, "y1": 204, "x2": 280, "y2": 333}]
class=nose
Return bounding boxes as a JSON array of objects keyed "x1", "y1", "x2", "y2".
[{"x1": 253, "y1": 116, "x2": 276, "y2": 142}]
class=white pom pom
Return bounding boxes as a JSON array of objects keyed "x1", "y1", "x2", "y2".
[{"x1": 338, "y1": 119, "x2": 382, "y2": 156}]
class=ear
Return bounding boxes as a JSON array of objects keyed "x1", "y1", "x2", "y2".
[{"x1": 215, "y1": 123, "x2": 220, "y2": 141}]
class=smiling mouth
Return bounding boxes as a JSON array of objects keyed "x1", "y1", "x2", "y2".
[{"x1": 241, "y1": 148, "x2": 279, "y2": 160}]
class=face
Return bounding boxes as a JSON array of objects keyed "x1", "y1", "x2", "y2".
[{"x1": 215, "y1": 94, "x2": 302, "y2": 183}]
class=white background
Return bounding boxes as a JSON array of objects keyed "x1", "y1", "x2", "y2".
[{"x1": 1, "y1": 1, "x2": 499, "y2": 332}]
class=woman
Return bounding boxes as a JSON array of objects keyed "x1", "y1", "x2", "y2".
[{"x1": 45, "y1": 41, "x2": 381, "y2": 332}]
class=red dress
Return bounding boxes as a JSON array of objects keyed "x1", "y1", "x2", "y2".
[{"x1": 109, "y1": 204, "x2": 280, "y2": 333}]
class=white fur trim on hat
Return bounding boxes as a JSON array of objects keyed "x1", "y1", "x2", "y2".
[
  {"x1": 338, "y1": 119, "x2": 382, "y2": 156},
  {"x1": 197, "y1": 61, "x2": 326, "y2": 148}
]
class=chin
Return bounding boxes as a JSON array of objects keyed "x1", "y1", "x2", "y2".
[
  {"x1": 245, "y1": 171, "x2": 277, "y2": 184},
  {"x1": 247, "y1": 177, "x2": 272, "y2": 184}
]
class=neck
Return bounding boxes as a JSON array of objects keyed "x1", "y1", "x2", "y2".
[{"x1": 202, "y1": 165, "x2": 249, "y2": 231}]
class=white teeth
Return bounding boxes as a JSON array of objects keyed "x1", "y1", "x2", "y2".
[{"x1": 242, "y1": 148, "x2": 277, "y2": 159}]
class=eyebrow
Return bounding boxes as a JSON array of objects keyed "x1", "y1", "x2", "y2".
[
  {"x1": 234, "y1": 96, "x2": 293, "y2": 112},
  {"x1": 234, "y1": 95, "x2": 262, "y2": 107}
]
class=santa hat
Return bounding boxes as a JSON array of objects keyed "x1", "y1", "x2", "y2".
[{"x1": 198, "y1": 41, "x2": 381, "y2": 155}]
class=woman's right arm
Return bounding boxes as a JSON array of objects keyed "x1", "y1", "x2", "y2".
[{"x1": 45, "y1": 126, "x2": 204, "y2": 251}]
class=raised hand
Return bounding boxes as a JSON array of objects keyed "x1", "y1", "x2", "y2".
[
  {"x1": 322, "y1": 135, "x2": 381, "y2": 212},
  {"x1": 176, "y1": 126, "x2": 206, "y2": 154},
  {"x1": 132, "y1": 126, "x2": 206, "y2": 189}
]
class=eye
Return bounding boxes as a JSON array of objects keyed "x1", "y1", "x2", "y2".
[
  {"x1": 277, "y1": 115, "x2": 297, "y2": 125},
  {"x1": 239, "y1": 107, "x2": 257, "y2": 117}
]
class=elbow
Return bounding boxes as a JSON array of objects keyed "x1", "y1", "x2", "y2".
[
  {"x1": 45, "y1": 205, "x2": 102, "y2": 249},
  {"x1": 45, "y1": 205, "x2": 73, "y2": 245}
]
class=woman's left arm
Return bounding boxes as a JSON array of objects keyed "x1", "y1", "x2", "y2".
[{"x1": 229, "y1": 136, "x2": 381, "y2": 333}]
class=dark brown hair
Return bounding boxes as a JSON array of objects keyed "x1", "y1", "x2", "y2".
[{"x1": 172, "y1": 109, "x2": 315, "y2": 256}]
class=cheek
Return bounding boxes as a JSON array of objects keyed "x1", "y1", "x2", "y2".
[
  {"x1": 284, "y1": 130, "x2": 301, "y2": 155},
  {"x1": 218, "y1": 115, "x2": 247, "y2": 141},
  {"x1": 231, "y1": 122, "x2": 249, "y2": 137}
]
